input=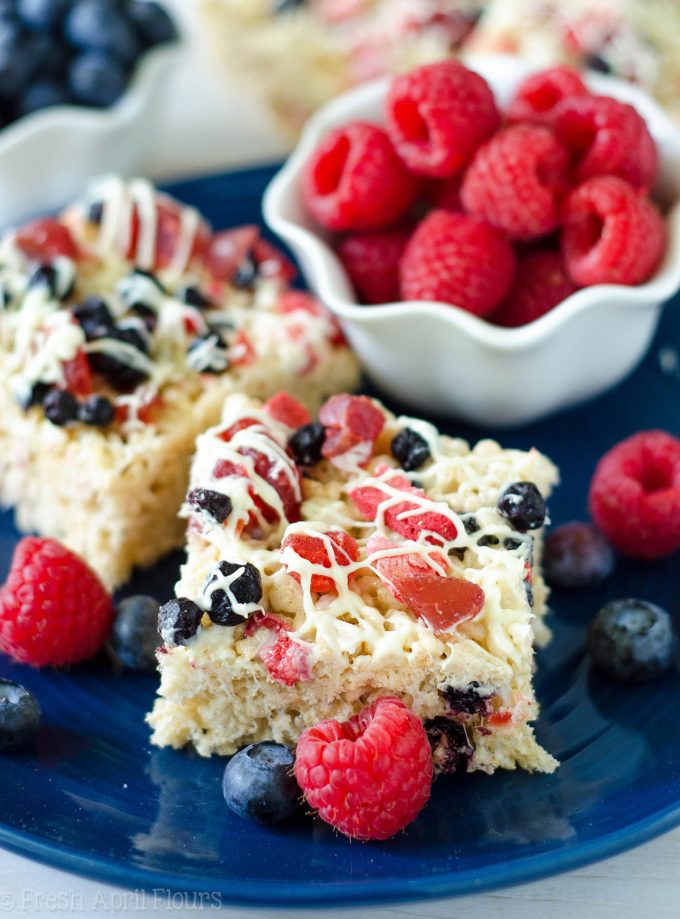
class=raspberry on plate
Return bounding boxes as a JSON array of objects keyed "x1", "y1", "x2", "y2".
[
  {"x1": 589, "y1": 430, "x2": 680, "y2": 559},
  {"x1": 336, "y1": 228, "x2": 411, "y2": 304},
  {"x1": 294, "y1": 696, "x2": 433, "y2": 840},
  {"x1": 0, "y1": 537, "x2": 114, "y2": 666},
  {"x1": 561, "y1": 176, "x2": 666, "y2": 286},
  {"x1": 507, "y1": 66, "x2": 590, "y2": 126},
  {"x1": 301, "y1": 121, "x2": 419, "y2": 231},
  {"x1": 385, "y1": 60, "x2": 500, "y2": 178},
  {"x1": 491, "y1": 246, "x2": 578, "y2": 327},
  {"x1": 553, "y1": 94, "x2": 658, "y2": 191},
  {"x1": 460, "y1": 124, "x2": 570, "y2": 241},
  {"x1": 400, "y1": 210, "x2": 516, "y2": 316}
]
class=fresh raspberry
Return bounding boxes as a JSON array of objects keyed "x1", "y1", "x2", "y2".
[
  {"x1": 16, "y1": 218, "x2": 79, "y2": 262},
  {"x1": 301, "y1": 121, "x2": 419, "y2": 231},
  {"x1": 561, "y1": 176, "x2": 666, "y2": 286},
  {"x1": 336, "y1": 228, "x2": 410, "y2": 304},
  {"x1": 553, "y1": 94, "x2": 658, "y2": 191},
  {"x1": 320, "y1": 394, "x2": 385, "y2": 467},
  {"x1": 263, "y1": 393, "x2": 311, "y2": 429},
  {"x1": 507, "y1": 66, "x2": 590, "y2": 125},
  {"x1": 400, "y1": 210, "x2": 515, "y2": 316},
  {"x1": 294, "y1": 696, "x2": 433, "y2": 840},
  {"x1": 0, "y1": 538, "x2": 114, "y2": 666},
  {"x1": 386, "y1": 60, "x2": 500, "y2": 178},
  {"x1": 491, "y1": 246, "x2": 578, "y2": 327},
  {"x1": 282, "y1": 529, "x2": 359, "y2": 593},
  {"x1": 460, "y1": 124, "x2": 570, "y2": 241},
  {"x1": 424, "y1": 174, "x2": 463, "y2": 212},
  {"x1": 589, "y1": 430, "x2": 680, "y2": 559}
]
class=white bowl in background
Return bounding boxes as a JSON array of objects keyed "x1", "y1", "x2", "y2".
[
  {"x1": 264, "y1": 55, "x2": 680, "y2": 427},
  {"x1": 0, "y1": 43, "x2": 181, "y2": 229}
]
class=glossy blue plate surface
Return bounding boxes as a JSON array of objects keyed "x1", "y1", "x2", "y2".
[{"x1": 0, "y1": 166, "x2": 679, "y2": 906}]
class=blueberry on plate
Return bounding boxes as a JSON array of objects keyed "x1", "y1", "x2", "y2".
[
  {"x1": 0, "y1": 680, "x2": 41, "y2": 751},
  {"x1": 588, "y1": 599, "x2": 677, "y2": 682},
  {"x1": 126, "y1": 0, "x2": 178, "y2": 48},
  {"x1": 544, "y1": 522, "x2": 615, "y2": 589},
  {"x1": 497, "y1": 481, "x2": 546, "y2": 532},
  {"x1": 112, "y1": 594, "x2": 161, "y2": 671},
  {"x1": 67, "y1": 50, "x2": 128, "y2": 107},
  {"x1": 17, "y1": 0, "x2": 71, "y2": 33},
  {"x1": 222, "y1": 741, "x2": 300, "y2": 825},
  {"x1": 64, "y1": 0, "x2": 141, "y2": 65}
]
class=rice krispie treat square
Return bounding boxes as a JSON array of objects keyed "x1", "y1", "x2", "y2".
[
  {"x1": 149, "y1": 391, "x2": 559, "y2": 775},
  {"x1": 0, "y1": 178, "x2": 358, "y2": 589}
]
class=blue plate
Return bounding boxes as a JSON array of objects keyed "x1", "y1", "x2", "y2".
[{"x1": 0, "y1": 165, "x2": 679, "y2": 906}]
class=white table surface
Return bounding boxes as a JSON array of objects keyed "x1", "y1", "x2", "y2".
[{"x1": 1, "y1": 2, "x2": 680, "y2": 915}]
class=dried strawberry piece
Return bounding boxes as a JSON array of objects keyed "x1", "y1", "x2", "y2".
[
  {"x1": 16, "y1": 218, "x2": 79, "y2": 262},
  {"x1": 62, "y1": 350, "x2": 92, "y2": 397},
  {"x1": 350, "y1": 471, "x2": 457, "y2": 543},
  {"x1": 259, "y1": 634, "x2": 312, "y2": 686},
  {"x1": 204, "y1": 226, "x2": 259, "y2": 282},
  {"x1": 263, "y1": 392, "x2": 311, "y2": 429},
  {"x1": 394, "y1": 574, "x2": 485, "y2": 633},
  {"x1": 282, "y1": 529, "x2": 359, "y2": 593},
  {"x1": 244, "y1": 610, "x2": 291, "y2": 638},
  {"x1": 487, "y1": 711, "x2": 512, "y2": 727},
  {"x1": 319, "y1": 394, "x2": 385, "y2": 466},
  {"x1": 251, "y1": 237, "x2": 297, "y2": 283},
  {"x1": 230, "y1": 329, "x2": 257, "y2": 366},
  {"x1": 242, "y1": 447, "x2": 301, "y2": 524},
  {"x1": 213, "y1": 458, "x2": 249, "y2": 479},
  {"x1": 278, "y1": 290, "x2": 345, "y2": 346},
  {"x1": 368, "y1": 534, "x2": 449, "y2": 589},
  {"x1": 217, "y1": 418, "x2": 260, "y2": 442},
  {"x1": 123, "y1": 200, "x2": 210, "y2": 269}
]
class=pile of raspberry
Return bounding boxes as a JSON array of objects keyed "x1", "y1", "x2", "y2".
[{"x1": 302, "y1": 62, "x2": 667, "y2": 326}]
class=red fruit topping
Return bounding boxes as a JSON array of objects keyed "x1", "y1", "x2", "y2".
[
  {"x1": 386, "y1": 60, "x2": 501, "y2": 178},
  {"x1": 302, "y1": 121, "x2": 419, "y2": 231},
  {"x1": 294, "y1": 696, "x2": 433, "y2": 840},
  {"x1": 460, "y1": 124, "x2": 570, "y2": 241},
  {"x1": 561, "y1": 176, "x2": 666, "y2": 286},
  {"x1": 589, "y1": 430, "x2": 680, "y2": 559},
  {"x1": 263, "y1": 392, "x2": 311, "y2": 429},
  {"x1": 154, "y1": 200, "x2": 211, "y2": 270},
  {"x1": 282, "y1": 529, "x2": 360, "y2": 593},
  {"x1": 62, "y1": 349, "x2": 93, "y2": 397},
  {"x1": 553, "y1": 94, "x2": 658, "y2": 191},
  {"x1": 259, "y1": 634, "x2": 312, "y2": 686},
  {"x1": 251, "y1": 236, "x2": 297, "y2": 283},
  {"x1": 0, "y1": 537, "x2": 113, "y2": 666},
  {"x1": 350, "y1": 470, "x2": 457, "y2": 544},
  {"x1": 229, "y1": 329, "x2": 257, "y2": 366},
  {"x1": 424, "y1": 174, "x2": 463, "y2": 212},
  {"x1": 395, "y1": 574, "x2": 485, "y2": 633},
  {"x1": 491, "y1": 246, "x2": 578, "y2": 327},
  {"x1": 244, "y1": 610, "x2": 290, "y2": 638},
  {"x1": 16, "y1": 218, "x2": 79, "y2": 262},
  {"x1": 368, "y1": 533, "x2": 449, "y2": 583},
  {"x1": 278, "y1": 289, "x2": 345, "y2": 346},
  {"x1": 319, "y1": 394, "x2": 385, "y2": 467},
  {"x1": 204, "y1": 226, "x2": 259, "y2": 281},
  {"x1": 400, "y1": 210, "x2": 516, "y2": 316},
  {"x1": 507, "y1": 66, "x2": 590, "y2": 125},
  {"x1": 336, "y1": 228, "x2": 410, "y2": 305}
]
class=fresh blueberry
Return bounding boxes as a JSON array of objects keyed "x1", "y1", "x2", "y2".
[
  {"x1": 588, "y1": 599, "x2": 677, "y2": 682},
  {"x1": 79, "y1": 394, "x2": 114, "y2": 427},
  {"x1": 17, "y1": 77, "x2": 70, "y2": 115},
  {"x1": 187, "y1": 488, "x2": 232, "y2": 524},
  {"x1": 126, "y1": 0, "x2": 178, "y2": 48},
  {"x1": 222, "y1": 741, "x2": 300, "y2": 825},
  {"x1": 288, "y1": 421, "x2": 324, "y2": 466},
  {"x1": 64, "y1": 0, "x2": 140, "y2": 65},
  {"x1": 497, "y1": 481, "x2": 546, "y2": 532},
  {"x1": 544, "y1": 522, "x2": 615, "y2": 589},
  {"x1": 42, "y1": 387, "x2": 78, "y2": 425},
  {"x1": 0, "y1": 30, "x2": 36, "y2": 99},
  {"x1": 17, "y1": 0, "x2": 70, "y2": 33},
  {"x1": 391, "y1": 427, "x2": 430, "y2": 472},
  {"x1": 68, "y1": 50, "x2": 128, "y2": 107},
  {"x1": 177, "y1": 285, "x2": 213, "y2": 310},
  {"x1": 158, "y1": 597, "x2": 202, "y2": 647},
  {"x1": 202, "y1": 560, "x2": 262, "y2": 627},
  {"x1": 112, "y1": 594, "x2": 160, "y2": 671},
  {"x1": 0, "y1": 680, "x2": 41, "y2": 751}
]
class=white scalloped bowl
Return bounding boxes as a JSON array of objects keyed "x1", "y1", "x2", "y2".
[
  {"x1": 0, "y1": 42, "x2": 181, "y2": 229},
  {"x1": 264, "y1": 55, "x2": 680, "y2": 427}
]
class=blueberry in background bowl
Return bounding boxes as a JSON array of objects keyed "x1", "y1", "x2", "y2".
[{"x1": 0, "y1": 0, "x2": 177, "y2": 127}]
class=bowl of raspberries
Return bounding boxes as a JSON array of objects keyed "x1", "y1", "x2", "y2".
[
  {"x1": 0, "y1": 0, "x2": 179, "y2": 225},
  {"x1": 264, "y1": 55, "x2": 680, "y2": 425}
]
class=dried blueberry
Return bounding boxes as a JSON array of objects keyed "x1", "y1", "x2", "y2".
[
  {"x1": 477, "y1": 534, "x2": 499, "y2": 547},
  {"x1": 544, "y1": 522, "x2": 615, "y2": 589},
  {"x1": 222, "y1": 741, "x2": 300, "y2": 825},
  {"x1": 425, "y1": 716, "x2": 473, "y2": 775},
  {"x1": 203, "y1": 560, "x2": 262, "y2": 627},
  {"x1": 177, "y1": 285, "x2": 213, "y2": 310},
  {"x1": 73, "y1": 295, "x2": 115, "y2": 339},
  {"x1": 88, "y1": 324, "x2": 149, "y2": 390},
  {"x1": 79, "y1": 394, "x2": 114, "y2": 427},
  {"x1": 461, "y1": 514, "x2": 480, "y2": 535},
  {"x1": 28, "y1": 259, "x2": 75, "y2": 300},
  {"x1": 231, "y1": 255, "x2": 257, "y2": 289},
  {"x1": 158, "y1": 597, "x2": 202, "y2": 647},
  {"x1": 87, "y1": 200, "x2": 104, "y2": 224},
  {"x1": 585, "y1": 53, "x2": 612, "y2": 74},
  {"x1": 288, "y1": 421, "x2": 324, "y2": 466},
  {"x1": 0, "y1": 680, "x2": 41, "y2": 751},
  {"x1": 441, "y1": 682, "x2": 490, "y2": 716},
  {"x1": 588, "y1": 599, "x2": 676, "y2": 682},
  {"x1": 22, "y1": 381, "x2": 50, "y2": 409},
  {"x1": 391, "y1": 427, "x2": 430, "y2": 472},
  {"x1": 187, "y1": 488, "x2": 232, "y2": 524},
  {"x1": 186, "y1": 328, "x2": 229, "y2": 374},
  {"x1": 497, "y1": 481, "x2": 546, "y2": 532},
  {"x1": 42, "y1": 387, "x2": 78, "y2": 426},
  {"x1": 112, "y1": 594, "x2": 160, "y2": 671}
]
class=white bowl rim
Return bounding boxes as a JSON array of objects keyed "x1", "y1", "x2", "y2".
[{"x1": 264, "y1": 55, "x2": 680, "y2": 354}]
